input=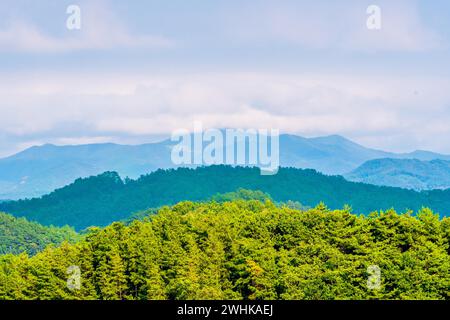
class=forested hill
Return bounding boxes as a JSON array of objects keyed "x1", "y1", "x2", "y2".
[
  {"x1": 2, "y1": 134, "x2": 450, "y2": 200},
  {"x1": 1, "y1": 201, "x2": 449, "y2": 300},
  {"x1": 345, "y1": 158, "x2": 450, "y2": 190},
  {"x1": 1, "y1": 166, "x2": 449, "y2": 230},
  {"x1": 0, "y1": 212, "x2": 79, "y2": 255}
]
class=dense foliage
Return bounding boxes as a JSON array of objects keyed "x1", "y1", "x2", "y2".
[
  {"x1": 1, "y1": 166, "x2": 449, "y2": 230},
  {"x1": 1, "y1": 200, "x2": 449, "y2": 300},
  {"x1": 0, "y1": 212, "x2": 79, "y2": 255},
  {"x1": 211, "y1": 188, "x2": 273, "y2": 203}
]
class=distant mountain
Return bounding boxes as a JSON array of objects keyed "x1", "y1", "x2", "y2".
[
  {"x1": 1, "y1": 133, "x2": 450, "y2": 200},
  {"x1": 401, "y1": 150, "x2": 450, "y2": 161},
  {"x1": 1, "y1": 166, "x2": 449, "y2": 230},
  {"x1": 0, "y1": 141, "x2": 175, "y2": 200},
  {"x1": 345, "y1": 158, "x2": 450, "y2": 190},
  {"x1": 278, "y1": 134, "x2": 390, "y2": 173}
]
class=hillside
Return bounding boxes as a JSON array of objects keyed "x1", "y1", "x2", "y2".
[
  {"x1": 0, "y1": 212, "x2": 79, "y2": 255},
  {"x1": 1, "y1": 200, "x2": 449, "y2": 300},
  {"x1": 1, "y1": 166, "x2": 449, "y2": 230},
  {"x1": 1, "y1": 133, "x2": 449, "y2": 200},
  {"x1": 0, "y1": 141, "x2": 174, "y2": 200},
  {"x1": 346, "y1": 159, "x2": 450, "y2": 190}
]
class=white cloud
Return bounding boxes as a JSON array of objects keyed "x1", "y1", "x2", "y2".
[
  {"x1": 221, "y1": 0, "x2": 444, "y2": 52},
  {"x1": 0, "y1": 71, "x2": 450, "y2": 154},
  {"x1": 0, "y1": 2, "x2": 173, "y2": 53},
  {"x1": 344, "y1": 1, "x2": 443, "y2": 52},
  {"x1": 55, "y1": 136, "x2": 115, "y2": 146}
]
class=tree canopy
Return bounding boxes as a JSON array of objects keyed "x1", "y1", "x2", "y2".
[
  {"x1": 0, "y1": 212, "x2": 79, "y2": 256},
  {"x1": 1, "y1": 166, "x2": 449, "y2": 230},
  {"x1": 1, "y1": 200, "x2": 449, "y2": 300}
]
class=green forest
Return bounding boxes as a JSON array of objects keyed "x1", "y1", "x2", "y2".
[
  {"x1": 1, "y1": 199, "x2": 449, "y2": 300},
  {"x1": 1, "y1": 166, "x2": 449, "y2": 230},
  {"x1": 0, "y1": 212, "x2": 79, "y2": 255}
]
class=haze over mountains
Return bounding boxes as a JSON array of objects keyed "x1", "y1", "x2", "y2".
[
  {"x1": 1, "y1": 133, "x2": 450, "y2": 200},
  {"x1": 345, "y1": 158, "x2": 450, "y2": 190},
  {"x1": 0, "y1": 140, "x2": 174, "y2": 200}
]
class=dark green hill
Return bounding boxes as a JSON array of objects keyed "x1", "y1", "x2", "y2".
[{"x1": 1, "y1": 166, "x2": 449, "y2": 230}]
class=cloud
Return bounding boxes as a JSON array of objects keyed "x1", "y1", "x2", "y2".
[
  {"x1": 0, "y1": 71, "x2": 450, "y2": 156},
  {"x1": 221, "y1": 0, "x2": 444, "y2": 52},
  {"x1": 0, "y1": 0, "x2": 448, "y2": 158},
  {"x1": 0, "y1": 2, "x2": 173, "y2": 53},
  {"x1": 344, "y1": 1, "x2": 443, "y2": 52}
]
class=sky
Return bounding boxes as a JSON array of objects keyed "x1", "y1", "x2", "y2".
[{"x1": 0, "y1": 0, "x2": 450, "y2": 157}]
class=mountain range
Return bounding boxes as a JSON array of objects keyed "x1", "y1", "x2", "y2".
[
  {"x1": 345, "y1": 158, "x2": 450, "y2": 190},
  {"x1": 1, "y1": 133, "x2": 450, "y2": 200},
  {"x1": 1, "y1": 165, "x2": 449, "y2": 230}
]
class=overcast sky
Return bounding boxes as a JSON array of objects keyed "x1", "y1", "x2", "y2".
[{"x1": 1, "y1": 0, "x2": 450, "y2": 157}]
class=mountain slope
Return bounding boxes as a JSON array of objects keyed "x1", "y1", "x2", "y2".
[
  {"x1": 0, "y1": 166, "x2": 449, "y2": 230},
  {"x1": 0, "y1": 141, "x2": 174, "y2": 200},
  {"x1": 0, "y1": 212, "x2": 79, "y2": 255},
  {"x1": 278, "y1": 134, "x2": 391, "y2": 173},
  {"x1": 346, "y1": 159, "x2": 450, "y2": 190},
  {"x1": 2, "y1": 200, "x2": 449, "y2": 300},
  {"x1": 2, "y1": 133, "x2": 450, "y2": 200}
]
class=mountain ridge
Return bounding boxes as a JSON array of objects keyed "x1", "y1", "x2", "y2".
[
  {"x1": 1, "y1": 133, "x2": 450, "y2": 200},
  {"x1": 1, "y1": 165, "x2": 449, "y2": 230},
  {"x1": 345, "y1": 158, "x2": 450, "y2": 190}
]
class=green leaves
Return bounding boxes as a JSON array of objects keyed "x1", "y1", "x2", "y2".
[
  {"x1": 1, "y1": 200, "x2": 450, "y2": 300},
  {"x1": 0, "y1": 212, "x2": 79, "y2": 256},
  {"x1": 2, "y1": 166, "x2": 450, "y2": 231}
]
